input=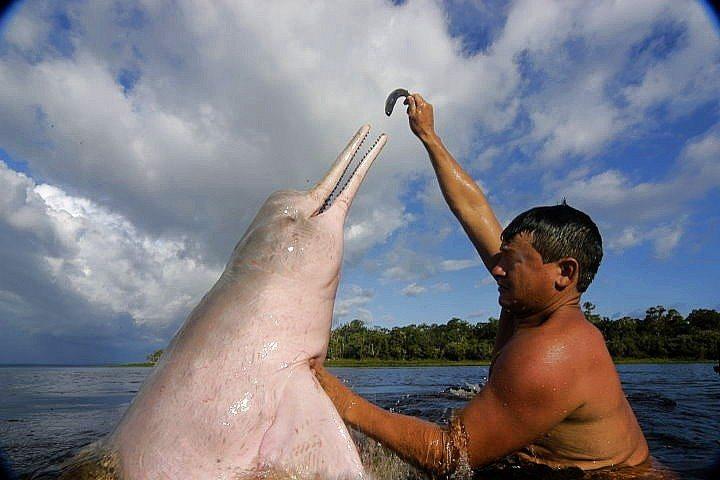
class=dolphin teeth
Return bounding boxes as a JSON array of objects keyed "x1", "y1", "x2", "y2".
[
  {"x1": 317, "y1": 128, "x2": 373, "y2": 214},
  {"x1": 337, "y1": 135, "x2": 383, "y2": 197}
]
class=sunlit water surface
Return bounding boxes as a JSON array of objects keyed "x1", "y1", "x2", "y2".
[{"x1": 0, "y1": 364, "x2": 718, "y2": 479}]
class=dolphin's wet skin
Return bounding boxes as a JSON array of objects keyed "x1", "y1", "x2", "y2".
[{"x1": 40, "y1": 125, "x2": 389, "y2": 480}]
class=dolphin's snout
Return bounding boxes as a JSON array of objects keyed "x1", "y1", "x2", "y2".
[{"x1": 312, "y1": 125, "x2": 387, "y2": 216}]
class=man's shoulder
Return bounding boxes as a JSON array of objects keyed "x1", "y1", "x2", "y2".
[
  {"x1": 548, "y1": 307, "x2": 608, "y2": 347},
  {"x1": 513, "y1": 308, "x2": 603, "y2": 349},
  {"x1": 495, "y1": 310, "x2": 609, "y2": 388},
  {"x1": 488, "y1": 327, "x2": 586, "y2": 413}
]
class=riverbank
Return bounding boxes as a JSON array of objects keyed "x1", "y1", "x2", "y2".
[
  {"x1": 326, "y1": 358, "x2": 715, "y2": 367},
  {"x1": 326, "y1": 359, "x2": 490, "y2": 367},
  {"x1": 112, "y1": 359, "x2": 491, "y2": 367},
  {"x1": 114, "y1": 358, "x2": 715, "y2": 368}
]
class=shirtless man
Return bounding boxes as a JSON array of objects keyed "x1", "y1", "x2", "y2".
[{"x1": 311, "y1": 93, "x2": 649, "y2": 475}]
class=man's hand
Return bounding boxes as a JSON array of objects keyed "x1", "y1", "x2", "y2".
[
  {"x1": 310, "y1": 359, "x2": 465, "y2": 475},
  {"x1": 309, "y1": 359, "x2": 356, "y2": 420},
  {"x1": 405, "y1": 93, "x2": 436, "y2": 142}
]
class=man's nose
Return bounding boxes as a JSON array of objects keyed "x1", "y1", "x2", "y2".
[{"x1": 491, "y1": 263, "x2": 506, "y2": 278}]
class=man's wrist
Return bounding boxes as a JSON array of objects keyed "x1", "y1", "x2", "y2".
[{"x1": 419, "y1": 131, "x2": 441, "y2": 146}]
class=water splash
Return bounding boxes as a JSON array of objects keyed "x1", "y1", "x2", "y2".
[{"x1": 442, "y1": 382, "x2": 483, "y2": 400}]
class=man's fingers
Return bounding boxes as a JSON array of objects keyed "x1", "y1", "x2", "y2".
[
  {"x1": 413, "y1": 93, "x2": 426, "y2": 106},
  {"x1": 406, "y1": 95, "x2": 417, "y2": 116}
]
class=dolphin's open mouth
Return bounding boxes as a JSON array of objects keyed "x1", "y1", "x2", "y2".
[{"x1": 316, "y1": 129, "x2": 384, "y2": 215}]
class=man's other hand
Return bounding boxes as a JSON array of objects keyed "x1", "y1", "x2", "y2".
[{"x1": 405, "y1": 93, "x2": 436, "y2": 142}]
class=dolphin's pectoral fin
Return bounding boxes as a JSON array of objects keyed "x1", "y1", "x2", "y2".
[{"x1": 258, "y1": 367, "x2": 364, "y2": 479}]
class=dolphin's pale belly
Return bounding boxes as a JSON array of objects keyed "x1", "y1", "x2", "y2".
[{"x1": 107, "y1": 283, "x2": 364, "y2": 479}]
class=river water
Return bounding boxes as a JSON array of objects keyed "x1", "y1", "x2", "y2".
[{"x1": 0, "y1": 364, "x2": 718, "y2": 479}]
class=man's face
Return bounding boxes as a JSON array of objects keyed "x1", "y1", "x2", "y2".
[{"x1": 491, "y1": 232, "x2": 559, "y2": 314}]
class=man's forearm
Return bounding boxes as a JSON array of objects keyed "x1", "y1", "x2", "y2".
[
  {"x1": 343, "y1": 390, "x2": 464, "y2": 476},
  {"x1": 312, "y1": 363, "x2": 472, "y2": 474},
  {"x1": 421, "y1": 133, "x2": 501, "y2": 271}
]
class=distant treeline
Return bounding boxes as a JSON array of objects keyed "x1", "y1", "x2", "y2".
[
  {"x1": 145, "y1": 304, "x2": 720, "y2": 364},
  {"x1": 327, "y1": 304, "x2": 720, "y2": 361}
]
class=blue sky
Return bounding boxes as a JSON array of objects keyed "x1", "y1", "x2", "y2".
[{"x1": 0, "y1": 0, "x2": 718, "y2": 363}]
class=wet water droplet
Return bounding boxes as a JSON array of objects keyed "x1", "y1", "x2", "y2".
[
  {"x1": 228, "y1": 392, "x2": 253, "y2": 416},
  {"x1": 260, "y1": 340, "x2": 279, "y2": 359}
]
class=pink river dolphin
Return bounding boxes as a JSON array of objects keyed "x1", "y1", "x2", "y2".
[{"x1": 105, "y1": 125, "x2": 387, "y2": 479}]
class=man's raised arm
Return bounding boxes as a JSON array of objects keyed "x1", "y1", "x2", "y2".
[{"x1": 405, "y1": 93, "x2": 502, "y2": 271}]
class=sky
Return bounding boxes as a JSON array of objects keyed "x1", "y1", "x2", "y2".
[{"x1": 0, "y1": 0, "x2": 718, "y2": 364}]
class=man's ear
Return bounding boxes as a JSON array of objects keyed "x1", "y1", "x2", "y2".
[{"x1": 555, "y1": 257, "x2": 579, "y2": 290}]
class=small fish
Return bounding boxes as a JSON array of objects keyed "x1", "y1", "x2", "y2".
[{"x1": 385, "y1": 88, "x2": 410, "y2": 116}]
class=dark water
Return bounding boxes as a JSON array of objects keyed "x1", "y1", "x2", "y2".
[{"x1": 0, "y1": 364, "x2": 718, "y2": 479}]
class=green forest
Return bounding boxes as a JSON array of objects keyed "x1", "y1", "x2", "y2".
[
  {"x1": 145, "y1": 304, "x2": 720, "y2": 364},
  {"x1": 325, "y1": 304, "x2": 720, "y2": 362}
]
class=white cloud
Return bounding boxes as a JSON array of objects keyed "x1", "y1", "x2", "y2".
[
  {"x1": 430, "y1": 282, "x2": 452, "y2": 293},
  {"x1": 1, "y1": 0, "x2": 714, "y2": 240},
  {"x1": 344, "y1": 206, "x2": 413, "y2": 262},
  {"x1": 554, "y1": 123, "x2": 720, "y2": 257},
  {"x1": 399, "y1": 281, "x2": 450, "y2": 297},
  {"x1": 476, "y1": 275, "x2": 496, "y2": 288},
  {"x1": 379, "y1": 242, "x2": 481, "y2": 281},
  {"x1": 0, "y1": 289, "x2": 33, "y2": 317},
  {"x1": 499, "y1": 0, "x2": 720, "y2": 163},
  {"x1": 380, "y1": 245, "x2": 436, "y2": 281},
  {"x1": 2, "y1": 7, "x2": 44, "y2": 50},
  {"x1": 401, "y1": 283, "x2": 427, "y2": 297},
  {"x1": 622, "y1": 3, "x2": 720, "y2": 116},
  {"x1": 439, "y1": 258, "x2": 482, "y2": 271},
  {"x1": 416, "y1": 179, "x2": 448, "y2": 213},
  {"x1": 0, "y1": 161, "x2": 220, "y2": 328},
  {"x1": 608, "y1": 227, "x2": 644, "y2": 251},
  {"x1": 1, "y1": 0, "x2": 714, "y2": 260},
  {"x1": 467, "y1": 310, "x2": 488, "y2": 319},
  {"x1": 649, "y1": 223, "x2": 684, "y2": 259},
  {"x1": 0, "y1": 0, "x2": 517, "y2": 265},
  {"x1": 472, "y1": 146, "x2": 501, "y2": 171},
  {"x1": 353, "y1": 307, "x2": 374, "y2": 324},
  {"x1": 608, "y1": 222, "x2": 685, "y2": 259},
  {"x1": 530, "y1": 79, "x2": 624, "y2": 162},
  {"x1": 0, "y1": 0, "x2": 718, "y2": 359},
  {"x1": 334, "y1": 284, "x2": 374, "y2": 319}
]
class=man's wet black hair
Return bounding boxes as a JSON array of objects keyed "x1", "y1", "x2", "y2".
[{"x1": 501, "y1": 201, "x2": 603, "y2": 292}]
